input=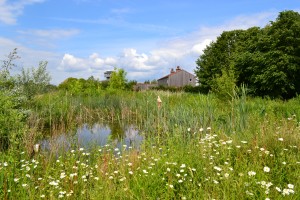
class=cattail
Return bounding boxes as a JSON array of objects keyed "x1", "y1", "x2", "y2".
[{"x1": 157, "y1": 96, "x2": 162, "y2": 109}]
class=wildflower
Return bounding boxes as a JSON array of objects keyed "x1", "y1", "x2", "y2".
[
  {"x1": 109, "y1": 176, "x2": 113, "y2": 180},
  {"x1": 169, "y1": 184, "x2": 174, "y2": 189},
  {"x1": 288, "y1": 184, "x2": 294, "y2": 189},
  {"x1": 282, "y1": 162, "x2": 286, "y2": 165},
  {"x1": 22, "y1": 183, "x2": 28, "y2": 187},
  {"x1": 214, "y1": 166, "x2": 222, "y2": 171},
  {"x1": 248, "y1": 171, "x2": 256, "y2": 176},
  {"x1": 3, "y1": 162, "x2": 8, "y2": 167},
  {"x1": 278, "y1": 138, "x2": 284, "y2": 141},
  {"x1": 224, "y1": 173, "x2": 229, "y2": 178},
  {"x1": 275, "y1": 187, "x2": 281, "y2": 192},
  {"x1": 263, "y1": 166, "x2": 270, "y2": 173},
  {"x1": 128, "y1": 162, "x2": 133, "y2": 166},
  {"x1": 143, "y1": 170, "x2": 148, "y2": 174},
  {"x1": 180, "y1": 164, "x2": 186, "y2": 168},
  {"x1": 14, "y1": 178, "x2": 20, "y2": 182},
  {"x1": 79, "y1": 148, "x2": 84, "y2": 151},
  {"x1": 199, "y1": 128, "x2": 204, "y2": 132},
  {"x1": 166, "y1": 168, "x2": 171, "y2": 172},
  {"x1": 60, "y1": 173, "x2": 66, "y2": 179},
  {"x1": 49, "y1": 181, "x2": 59, "y2": 186},
  {"x1": 40, "y1": 195, "x2": 45, "y2": 198},
  {"x1": 178, "y1": 179, "x2": 183, "y2": 183},
  {"x1": 213, "y1": 180, "x2": 219, "y2": 184},
  {"x1": 241, "y1": 141, "x2": 247, "y2": 144}
]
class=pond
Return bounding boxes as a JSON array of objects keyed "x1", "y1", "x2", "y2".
[{"x1": 39, "y1": 122, "x2": 143, "y2": 152}]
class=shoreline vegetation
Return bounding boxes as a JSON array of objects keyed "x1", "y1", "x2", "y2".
[{"x1": 1, "y1": 90, "x2": 300, "y2": 199}]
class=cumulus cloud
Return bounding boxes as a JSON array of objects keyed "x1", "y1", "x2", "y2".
[
  {"x1": 0, "y1": 0, "x2": 44, "y2": 25},
  {"x1": 59, "y1": 53, "x2": 117, "y2": 72}
]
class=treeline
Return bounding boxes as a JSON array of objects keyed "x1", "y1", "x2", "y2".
[
  {"x1": 57, "y1": 68, "x2": 137, "y2": 95},
  {"x1": 195, "y1": 10, "x2": 300, "y2": 99}
]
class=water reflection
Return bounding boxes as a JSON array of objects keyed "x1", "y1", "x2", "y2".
[{"x1": 40, "y1": 122, "x2": 143, "y2": 152}]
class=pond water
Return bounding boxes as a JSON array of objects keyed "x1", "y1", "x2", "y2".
[{"x1": 40, "y1": 123, "x2": 143, "y2": 152}]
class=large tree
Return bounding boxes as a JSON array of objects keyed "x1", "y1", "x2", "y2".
[{"x1": 195, "y1": 10, "x2": 300, "y2": 99}]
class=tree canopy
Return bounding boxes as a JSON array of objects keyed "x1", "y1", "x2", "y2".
[{"x1": 195, "y1": 10, "x2": 300, "y2": 99}]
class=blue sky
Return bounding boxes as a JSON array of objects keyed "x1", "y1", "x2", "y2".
[{"x1": 0, "y1": 0, "x2": 299, "y2": 84}]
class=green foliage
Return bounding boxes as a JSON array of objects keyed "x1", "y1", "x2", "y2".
[
  {"x1": 0, "y1": 91, "x2": 25, "y2": 151},
  {"x1": 0, "y1": 48, "x2": 19, "y2": 90},
  {"x1": 125, "y1": 80, "x2": 137, "y2": 90},
  {"x1": 108, "y1": 68, "x2": 127, "y2": 90},
  {"x1": 17, "y1": 61, "x2": 51, "y2": 99},
  {"x1": 195, "y1": 10, "x2": 300, "y2": 99},
  {"x1": 211, "y1": 66, "x2": 237, "y2": 100},
  {"x1": 58, "y1": 76, "x2": 102, "y2": 95}
]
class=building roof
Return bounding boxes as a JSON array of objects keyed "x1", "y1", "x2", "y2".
[{"x1": 157, "y1": 66, "x2": 194, "y2": 81}]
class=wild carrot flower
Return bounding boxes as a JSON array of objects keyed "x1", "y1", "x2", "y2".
[
  {"x1": 248, "y1": 171, "x2": 256, "y2": 176},
  {"x1": 263, "y1": 166, "x2": 270, "y2": 172},
  {"x1": 214, "y1": 166, "x2": 222, "y2": 171}
]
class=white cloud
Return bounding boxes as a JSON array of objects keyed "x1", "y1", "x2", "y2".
[
  {"x1": 191, "y1": 39, "x2": 212, "y2": 55},
  {"x1": 0, "y1": 0, "x2": 44, "y2": 25},
  {"x1": 59, "y1": 53, "x2": 117, "y2": 72},
  {"x1": 18, "y1": 29, "x2": 80, "y2": 40}
]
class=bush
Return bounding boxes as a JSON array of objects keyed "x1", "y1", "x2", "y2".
[{"x1": 0, "y1": 91, "x2": 26, "y2": 151}]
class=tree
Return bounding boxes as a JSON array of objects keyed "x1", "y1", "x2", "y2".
[
  {"x1": 195, "y1": 30, "x2": 243, "y2": 93},
  {"x1": 108, "y1": 68, "x2": 127, "y2": 90},
  {"x1": 0, "y1": 48, "x2": 20, "y2": 90},
  {"x1": 17, "y1": 61, "x2": 51, "y2": 99},
  {"x1": 195, "y1": 10, "x2": 300, "y2": 99}
]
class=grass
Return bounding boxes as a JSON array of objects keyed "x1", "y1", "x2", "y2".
[{"x1": 1, "y1": 90, "x2": 300, "y2": 199}]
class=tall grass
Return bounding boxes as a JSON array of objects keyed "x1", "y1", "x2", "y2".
[{"x1": 1, "y1": 90, "x2": 299, "y2": 199}]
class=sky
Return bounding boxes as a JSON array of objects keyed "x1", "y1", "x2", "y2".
[{"x1": 0, "y1": 0, "x2": 299, "y2": 84}]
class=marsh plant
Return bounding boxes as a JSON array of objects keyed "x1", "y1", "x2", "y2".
[{"x1": 1, "y1": 89, "x2": 300, "y2": 199}]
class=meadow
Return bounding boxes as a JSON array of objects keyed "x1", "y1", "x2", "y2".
[{"x1": 1, "y1": 90, "x2": 300, "y2": 199}]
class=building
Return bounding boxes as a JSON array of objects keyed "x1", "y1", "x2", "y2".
[
  {"x1": 134, "y1": 83, "x2": 158, "y2": 91},
  {"x1": 157, "y1": 66, "x2": 196, "y2": 87},
  {"x1": 104, "y1": 71, "x2": 113, "y2": 80}
]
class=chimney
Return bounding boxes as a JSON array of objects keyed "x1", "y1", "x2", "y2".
[
  {"x1": 170, "y1": 68, "x2": 175, "y2": 74},
  {"x1": 176, "y1": 66, "x2": 181, "y2": 72}
]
